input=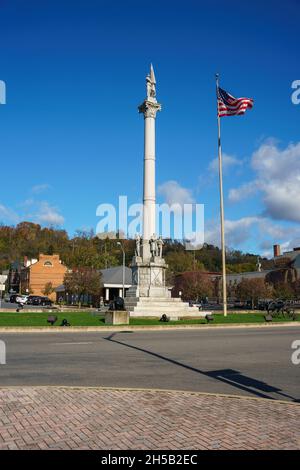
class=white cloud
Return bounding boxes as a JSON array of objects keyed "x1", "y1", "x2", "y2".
[
  {"x1": 158, "y1": 180, "x2": 194, "y2": 207},
  {"x1": 19, "y1": 198, "x2": 35, "y2": 208},
  {"x1": 205, "y1": 216, "x2": 261, "y2": 248},
  {"x1": 0, "y1": 194, "x2": 64, "y2": 228},
  {"x1": 35, "y1": 202, "x2": 64, "y2": 226},
  {"x1": 31, "y1": 183, "x2": 51, "y2": 194},
  {"x1": 32, "y1": 184, "x2": 50, "y2": 194},
  {"x1": 209, "y1": 153, "x2": 242, "y2": 174},
  {"x1": 225, "y1": 217, "x2": 261, "y2": 246},
  {"x1": 262, "y1": 181, "x2": 300, "y2": 222},
  {"x1": 228, "y1": 181, "x2": 258, "y2": 202},
  {"x1": 0, "y1": 204, "x2": 19, "y2": 223},
  {"x1": 251, "y1": 141, "x2": 300, "y2": 180},
  {"x1": 7, "y1": 198, "x2": 64, "y2": 225},
  {"x1": 257, "y1": 219, "x2": 289, "y2": 240},
  {"x1": 205, "y1": 215, "x2": 300, "y2": 257},
  {"x1": 229, "y1": 141, "x2": 300, "y2": 223}
]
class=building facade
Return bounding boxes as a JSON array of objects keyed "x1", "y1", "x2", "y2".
[{"x1": 20, "y1": 254, "x2": 68, "y2": 300}]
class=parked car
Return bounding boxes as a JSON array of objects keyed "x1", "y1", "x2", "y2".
[
  {"x1": 9, "y1": 294, "x2": 19, "y2": 303},
  {"x1": 15, "y1": 295, "x2": 29, "y2": 305},
  {"x1": 204, "y1": 303, "x2": 223, "y2": 311},
  {"x1": 234, "y1": 300, "x2": 253, "y2": 310},
  {"x1": 26, "y1": 295, "x2": 41, "y2": 305},
  {"x1": 30, "y1": 296, "x2": 53, "y2": 306}
]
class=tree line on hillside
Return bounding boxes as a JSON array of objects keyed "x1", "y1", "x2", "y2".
[{"x1": 0, "y1": 221, "x2": 269, "y2": 278}]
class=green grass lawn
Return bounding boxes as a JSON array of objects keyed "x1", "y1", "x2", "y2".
[
  {"x1": 0, "y1": 311, "x2": 103, "y2": 327},
  {"x1": 130, "y1": 313, "x2": 299, "y2": 326},
  {"x1": 0, "y1": 311, "x2": 298, "y2": 327}
]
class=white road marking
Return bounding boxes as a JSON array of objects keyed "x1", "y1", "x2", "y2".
[{"x1": 50, "y1": 342, "x2": 94, "y2": 346}]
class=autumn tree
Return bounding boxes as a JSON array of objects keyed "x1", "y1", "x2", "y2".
[
  {"x1": 63, "y1": 268, "x2": 102, "y2": 307},
  {"x1": 177, "y1": 272, "x2": 214, "y2": 302},
  {"x1": 165, "y1": 251, "x2": 204, "y2": 276},
  {"x1": 236, "y1": 278, "x2": 273, "y2": 308},
  {"x1": 273, "y1": 282, "x2": 294, "y2": 300}
]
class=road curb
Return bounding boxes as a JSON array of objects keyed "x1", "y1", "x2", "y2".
[
  {"x1": 0, "y1": 322, "x2": 299, "y2": 333},
  {"x1": 0, "y1": 385, "x2": 299, "y2": 406}
]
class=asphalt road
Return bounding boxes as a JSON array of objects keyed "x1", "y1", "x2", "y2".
[
  {"x1": 0, "y1": 327, "x2": 300, "y2": 401},
  {"x1": 0, "y1": 301, "x2": 42, "y2": 310}
]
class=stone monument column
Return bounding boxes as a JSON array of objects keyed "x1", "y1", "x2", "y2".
[
  {"x1": 124, "y1": 65, "x2": 195, "y2": 317},
  {"x1": 138, "y1": 64, "x2": 161, "y2": 260}
]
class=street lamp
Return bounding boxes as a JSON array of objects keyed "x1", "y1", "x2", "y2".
[{"x1": 117, "y1": 242, "x2": 125, "y2": 299}]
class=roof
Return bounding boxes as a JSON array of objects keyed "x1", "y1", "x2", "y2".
[
  {"x1": 100, "y1": 266, "x2": 132, "y2": 286},
  {"x1": 226, "y1": 271, "x2": 270, "y2": 281},
  {"x1": 55, "y1": 284, "x2": 65, "y2": 293},
  {"x1": 176, "y1": 271, "x2": 221, "y2": 276},
  {"x1": 55, "y1": 266, "x2": 132, "y2": 292},
  {"x1": 278, "y1": 249, "x2": 300, "y2": 261}
]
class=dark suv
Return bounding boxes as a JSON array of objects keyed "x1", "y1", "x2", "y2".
[
  {"x1": 28, "y1": 296, "x2": 53, "y2": 306},
  {"x1": 26, "y1": 295, "x2": 40, "y2": 305}
]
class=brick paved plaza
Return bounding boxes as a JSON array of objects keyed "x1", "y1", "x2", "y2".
[{"x1": 0, "y1": 387, "x2": 299, "y2": 450}]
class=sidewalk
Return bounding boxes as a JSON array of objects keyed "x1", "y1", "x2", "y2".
[
  {"x1": 0, "y1": 321, "x2": 300, "y2": 333},
  {"x1": 0, "y1": 387, "x2": 299, "y2": 450}
]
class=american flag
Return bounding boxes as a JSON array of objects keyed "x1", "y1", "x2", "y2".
[{"x1": 217, "y1": 87, "x2": 254, "y2": 117}]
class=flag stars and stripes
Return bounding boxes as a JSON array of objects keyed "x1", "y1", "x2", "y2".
[{"x1": 217, "y1": 87, "x2": 254, "y2": 117}]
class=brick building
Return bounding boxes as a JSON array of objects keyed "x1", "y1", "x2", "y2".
[{"x1": 20, "y1": 254, "x2": 68, "y2": 300}]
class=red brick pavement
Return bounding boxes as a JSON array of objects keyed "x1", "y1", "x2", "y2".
[{"x1": 0, "y1": 387, "x2": 299, "y2": 450}]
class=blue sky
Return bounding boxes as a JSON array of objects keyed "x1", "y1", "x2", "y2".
[{"x1": 0, "y1": 0, "x2": 299, "y2": 256}]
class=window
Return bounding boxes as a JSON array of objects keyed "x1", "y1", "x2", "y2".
[{"x1": 44, "y1": 261, "x2": 53, "y2": 267}]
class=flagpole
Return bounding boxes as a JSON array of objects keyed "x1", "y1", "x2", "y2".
[{"x1": 215, "y1": 74, "x2": 228, "y2": 317}]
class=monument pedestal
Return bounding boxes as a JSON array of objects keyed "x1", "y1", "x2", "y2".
[
  {"x1": 125, "y1": 251, "x2": 197, "y2": 318},
  {"x1": 127, "y1": 255, "x2": 170, "y2": 298}
]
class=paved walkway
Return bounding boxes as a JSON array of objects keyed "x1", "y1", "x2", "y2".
[{"x1": 0, "y1": 387, "x2": 299, "y2": 450}]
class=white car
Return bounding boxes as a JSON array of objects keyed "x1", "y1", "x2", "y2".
[{"x1": 15, "y1": 295, "x2": 29, "y2": 305}]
